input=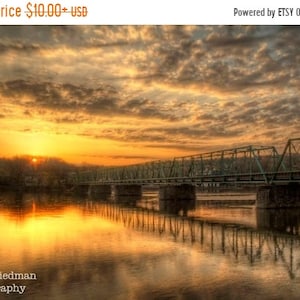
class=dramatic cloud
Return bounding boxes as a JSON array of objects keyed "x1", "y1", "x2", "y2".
[{"x1": 0, "y1": 25, "x2": 299, "y2": 165}]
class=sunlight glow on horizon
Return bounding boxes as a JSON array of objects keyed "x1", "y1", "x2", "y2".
[{"x1": 31, "y1": 157, "x2": 38, "y2": 164}]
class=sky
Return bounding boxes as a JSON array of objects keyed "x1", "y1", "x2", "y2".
[{"x1": 0, "y1": 26, "x2": 299, "y2": 165}]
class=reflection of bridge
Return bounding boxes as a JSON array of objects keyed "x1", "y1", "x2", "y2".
[
  {"x1": 73, "y1": 138, "x2": 300, "y2": 208},
  {"x1": 88, "y1": 202, "x2": 300, "y2": 280}
]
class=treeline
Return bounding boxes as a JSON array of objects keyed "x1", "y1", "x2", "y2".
[{"x1": 0, "y1": 156, "x2": 95, "y2": 190}]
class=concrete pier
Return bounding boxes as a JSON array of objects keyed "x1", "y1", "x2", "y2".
[
  {"x1": 159, "y1": 184, "x2": 196, "y2": 215},
  {"x1": 74, "y1": 184, "x2": 89, "y2": 196},
  {"x1": 256, "y1": 184, "x2": 300, "y2": 208},
  {"x1": 256, "y1": 209, "x2": 300, "y2": 233},
  {"x1": 115, "y1": 184, "x2": 142, "y2": 204},
  {"x1": 88, "y1": 184, "x2": 112, "y2": 200},
  {"x1": 115, "y1": 184, "x2": 142, "y2": 197}
]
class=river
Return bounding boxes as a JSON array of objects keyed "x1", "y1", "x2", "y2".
[{"x1": 0, "y1": 190, "x2": 300, "y2": 299}]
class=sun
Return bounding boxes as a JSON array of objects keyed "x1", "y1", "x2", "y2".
[{"x1": 31, "y1": 157, "x2": 38, "y2": 164}]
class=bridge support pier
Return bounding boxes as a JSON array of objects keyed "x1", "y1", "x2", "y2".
[
  {"x1": 88, "y1": 184, "x2": 112, "y2": 200},
  {"x1": 159, "y1": 184, "x2": 196, "y2": 215},
  {"x1": 114, "y1": 185, "x2": 142, "y2": 203},
  {"x1": 256, "y1": 183, "x2": 300, "y2": 208},
  {"x1": 74, "y1": 184, "x2": 90, "y2": 196},
  {"x1": 256, "y1": 209, "x2": 300, "y2": 233}
]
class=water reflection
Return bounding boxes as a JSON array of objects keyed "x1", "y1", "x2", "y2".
[
  {"x1": 159, "y1": 198, "x2": 195, "y2": 215},
  {"x1": 113, "y1": 194, "x2": 141, "y2": 206},
  {"x1": 90, "y1": 202, "x2": 300, "y2": 279},
  {"x1": 1, "y1": 192, "x2": 300, "y2": 299}
]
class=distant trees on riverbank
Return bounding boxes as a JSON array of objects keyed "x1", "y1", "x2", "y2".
[{"x1": 0, "y1": 156, "x2": 91, "y2": 190}]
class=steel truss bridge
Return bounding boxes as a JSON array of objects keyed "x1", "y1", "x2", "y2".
[{"x1": 73, "y1": 138, "x2": 300, "y2": 186}]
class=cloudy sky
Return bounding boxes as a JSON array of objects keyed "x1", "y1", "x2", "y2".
[{"x1": 0, "y1": 26, "x2": 299, "y2": 165}]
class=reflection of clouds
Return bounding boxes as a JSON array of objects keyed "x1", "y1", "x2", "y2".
[
  {"x1": 0, "y1": 26, "x2": 299, "y2": 162},
  {"x1": 0, "y1": 201, "x2": 207, "y2": 298},
  {"x1": 0, "y1": 204, "x2": 174, "y2": 268},
  {"x1": 0, "y1": 197, "x2": 299, "y2": 299}
]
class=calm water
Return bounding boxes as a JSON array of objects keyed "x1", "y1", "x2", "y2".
[{"x1": 0, "y1": 191, "x2": 300, "y2": 299}]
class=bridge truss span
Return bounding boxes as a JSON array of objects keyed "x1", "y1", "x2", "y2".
[
  {"x1": 272, "y1": 138, "x2": 300, "y2": 183},
  {"x1": 73, "y1": 138, "x2": 300, "y2": 186}
]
